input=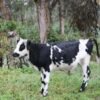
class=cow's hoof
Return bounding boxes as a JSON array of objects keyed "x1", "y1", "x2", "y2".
[
  {"x1": 42, "y1": 91, "x2": 48, "y2": 97},
  {"x1": 79, "y1": 88, "x2": 83, "y2": 92},
  {"x1": 79, "y1": 88, "x2": 85, "y2": 92},
  {"x1": 40, "y1": 89, "x2": 48, "y2": 96},
  {"x1": 40, "y1": 88, "x2": 43, "y2": 94}
]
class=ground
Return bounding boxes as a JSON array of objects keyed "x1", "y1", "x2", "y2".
[{"x1": 0, "y1": 62, "x2": 100, "y2": 100}]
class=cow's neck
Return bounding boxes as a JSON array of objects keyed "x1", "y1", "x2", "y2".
[
  {"x1": 29, "y1": 43, "x2": 40, "y2": 64},
  {"x1": 29, "y1": 43, "x2": 46, "y2": 70}
]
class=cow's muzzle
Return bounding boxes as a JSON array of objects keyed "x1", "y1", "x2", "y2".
[{"x1": 12, "y1": 53, "x2": 19, "y2": 57}]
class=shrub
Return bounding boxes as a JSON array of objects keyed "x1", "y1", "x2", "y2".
[
  {"x1": 0, "y1": 20, "x2": 16, "y2": 32},
  {"x1": 16, "y1": 23, "x2": 39, "y2": 42},
  {"x1": 0, "y1": 33, "x2": 10, "y2": 56}
]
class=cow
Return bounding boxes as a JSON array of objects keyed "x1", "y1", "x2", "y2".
[{"x1": 12, "y1": 38, "x2": 100, "y2": 96}]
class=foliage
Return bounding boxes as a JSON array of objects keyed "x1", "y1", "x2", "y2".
[
  {"x1": 0, "y1": 20, "x2": 16, "y2": 32},
  {"x1": 48, "y1": 22, "x2": 81, "y2": 42},
  {"x1": 0, "y1": 62, "x2": 99, "y2": 100},
  {"x1": 16, "y1": 23, "x2": 39, "y2": 42},
  {"x1": 0, "y1": 32, "x2": 10, "y2": 56},
  {"x1": 48, "y1": 33, "x2": 66, "y2": 42},
  {"x1": 0, "y1": 20, "x2": 82, "y2": 43},
  {"x1": 0, "y1": 19, "x2": 100, "y2": 44},
  {"x1": 0, "y1": 20, "x2": 39, "y2": 42}
]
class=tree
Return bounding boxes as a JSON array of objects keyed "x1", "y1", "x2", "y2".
[
  {"x1": 96, "y1": 0, "x2": 100, "y2": 5},
  {"x1": 58, "y1": 0, "x2": 65, "y2": 35},
  {"x1": 48, "y1": 0, "x2": 58, "y2": 23},
  {"x1": 96, "y1": 0, "x2": 100, "y2": 27},
  {"x1": 36, "y1": 0, "x2": 50, "y2": 43},
  {"x1": 0, "y1": 0, "x2": 12, "y2": 20},
  {"x1": 71, "y1": 0, "x2": 98, "y2": 37}
]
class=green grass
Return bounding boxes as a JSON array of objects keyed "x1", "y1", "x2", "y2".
[{"x1": 0, "y1": 62, "x2": 100, "y2": 100}]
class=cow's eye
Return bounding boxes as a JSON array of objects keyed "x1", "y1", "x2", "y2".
[
  {"x1": 17, "y1": 39, "x2": 19, "y2": 43},
  {"x1": 19, "y1": 43, "x2": 25, "y2": 51}
]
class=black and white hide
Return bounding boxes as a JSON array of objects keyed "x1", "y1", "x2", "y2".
[{"x1": 13, "y1": 38, "x2": 100, "y2": 96}]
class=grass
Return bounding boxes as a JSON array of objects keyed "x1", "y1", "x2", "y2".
[{"x1": 0, "y1": 62, "x2": 100, "y2": 100}]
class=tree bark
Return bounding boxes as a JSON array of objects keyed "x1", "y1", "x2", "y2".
[
  {"x1": 0, "y1": 0, "x2": 12, "y2": 20},
  {"x1": 96, "y1": 0, "x2": 100, "y2": 27},
  {"x1": 58, "y1": 0, "x2": 65, "y2": 35},
  {"x1": 36, "y1": 0, "x2": 50, "y2": 43},
  {"x1": 49, "y1": 0, "x2": 58, "y2": 23},
  {"x1": 96, "y1": 0, "x2": 100, "y2": 5}
]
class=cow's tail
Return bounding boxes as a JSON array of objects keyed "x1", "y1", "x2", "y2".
[{"x1": 92, "y1": 39, "x2": 100, "y2": 63}]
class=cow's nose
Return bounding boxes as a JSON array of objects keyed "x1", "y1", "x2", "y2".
[{"x1": 12, "y1": 53, "x2": 19, "y2": 57}]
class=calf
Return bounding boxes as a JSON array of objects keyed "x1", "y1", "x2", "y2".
[{"x1": 13, "y1": 38, "x2": 100, "y2": 96}]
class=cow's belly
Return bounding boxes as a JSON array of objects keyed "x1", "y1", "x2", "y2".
[
  {"x1": 49, "y1": 54, "x2": 83, "y2": 71},
  {"x1": 49, "y1": 61, "x2": 78, "y2": 71},
  {"x1": 49, "y1": 50, "x2": 88, "y2": 71}
]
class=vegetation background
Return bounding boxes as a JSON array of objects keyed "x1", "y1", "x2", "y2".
[{"x1": 0, "y1": 0, "x2": 100, "y2": 100}]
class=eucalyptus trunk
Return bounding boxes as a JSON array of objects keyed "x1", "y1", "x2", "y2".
[
  {"x1": 58, "y1": 0, "x2": 65, "y2": 35},
  {"x1": 0, "y1": 0, "x2": 12, "y2": 20},
  {"x1": 37, "y1": 0, "x2": 50, "y2": 43}
]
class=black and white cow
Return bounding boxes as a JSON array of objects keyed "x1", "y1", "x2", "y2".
[{"x1": 13, "y1": 38, "x2": 100, "y2": 96}]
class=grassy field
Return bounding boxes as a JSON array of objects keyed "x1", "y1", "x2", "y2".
[{"x1": 0, "y1": 62, "x2": 100, "y2": 100}]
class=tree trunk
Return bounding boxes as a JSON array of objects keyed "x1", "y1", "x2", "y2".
[
  {"x1": 36, "y1": 0, "x2": 50, "y2": 43},
  {"x1": 96, "y1": 0, "x2": 100, "y2": 27},
  {"x1": 49, "y1": 0, "x2": 58, "y2": 24},
  {"x1": 0, "y1": 0, "x2": 12, "y2": 20},
  {"x1": 96, "y1": 0, "x2": 100, "y2": 5},
  {"x1": 58, "y1": 0, "x2": 65, "y2": 35},
  {"x1": 97, "y1": 7, "x2": 100, "y2": 27}
]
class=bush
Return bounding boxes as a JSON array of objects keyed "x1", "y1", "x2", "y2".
[
  {"x1": 48, "y1": 32, "x2": 66, "y2": 42},
  {"x1": 0, "y1": 20, "x2": 16, "y2": 32},
  {"x1": 48, "y1": 22, "x2": 81, "y2": 42},
  {"x1": 0, "y1": 19, "x2": 99, "y2": 44},
  {"x1": 0, "y1": 33, "x2": 10, "y2": 56},
  {"x1": 0, "y1": 20, "x2": 81, "y2": 43},
  {"x1": 0, "y1": 19, "x2": 39, "y2": 42},
  {"x1": 16, "y1": 23, "x2": 39, "y2": 42}
]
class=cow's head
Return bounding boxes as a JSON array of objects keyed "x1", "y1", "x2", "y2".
[{"x1": 13, "y1": 38, "x2": 31, "y2": 60}]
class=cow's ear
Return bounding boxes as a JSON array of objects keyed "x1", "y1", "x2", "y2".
[
  {"x1": 27, "y1": 40, "x2": 31, "y2": 50},
  {"x1": 17, "y1": 39, "x2": 20, "y2": 43},
  {"x1": 17, "y1": 37, "x2": 21, "y2": 43}
]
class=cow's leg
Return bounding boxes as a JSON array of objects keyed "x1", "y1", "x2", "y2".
[
  {"x1": 80, "y1": 56, "x2": 91, "y2": 92},
  {"x1": 40, "y1": 69, "x2": 50, "y2": 96},
  {"x1": 40, "y1": 72, "x2": 44, "y2": 92}
]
